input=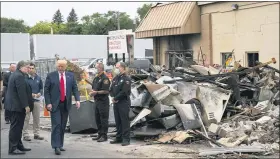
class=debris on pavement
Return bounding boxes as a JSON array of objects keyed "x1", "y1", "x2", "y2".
[
  {"x1": 64, "y1": 56, "x2": 279, "y2": 158},
  {"x1": 125, "y1": 58, "x2": 279, "y2": 157}
]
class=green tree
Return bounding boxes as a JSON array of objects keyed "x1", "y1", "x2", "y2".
[
  {"x1": 52, "y1": 9, "x2": 64, "y2": 25},
  {"x1": 29, "y1": 21, "x2": 66, "y2": 34},
  {"x1": 67, "y1": 8, "x2": 78, "y2": 23},
  {"x1": 137, "y1": 3, "x2": 153, "y2": 21},
  {"x1": 80, "y1": 11, "x2": 134, "y2": 35},
  {"x1": 65, "y1": 23, "x2": 82, "y2": 34},
  {"x1": 1, "y1": 17, "x2": 29, "y2": 33},
  {"x1": 81, "y1": 13, "x2": 108, "y2": 35},
  {"x1": 65, "y1": 8, "x2": 81, "y2": 34}
]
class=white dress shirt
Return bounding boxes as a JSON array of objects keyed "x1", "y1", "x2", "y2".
[{"x1": 58, "y1": 71, "x2": 66, "y2": 96}]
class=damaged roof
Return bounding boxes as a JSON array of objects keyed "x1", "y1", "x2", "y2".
[{"x1": 135, "y1": 2, "x2": 201, "y2": 39}]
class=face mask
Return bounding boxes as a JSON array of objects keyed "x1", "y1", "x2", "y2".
[{"x1": 114, "y1": 68, "x2": 120, "y2": 75}]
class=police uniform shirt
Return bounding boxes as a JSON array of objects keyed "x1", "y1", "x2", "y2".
[
  {"x1": 110, "y1": 74, "x2": 131, "y2": 101},
  {"x1": 92, "y1": 72, "x2": 110, "y2": 100}
]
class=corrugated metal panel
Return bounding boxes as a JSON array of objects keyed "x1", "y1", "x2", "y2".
[{"x1": 135, "y1": 2, "x2": 200, "y2": 38}]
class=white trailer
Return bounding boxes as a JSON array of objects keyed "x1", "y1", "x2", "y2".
[
  {"x1": 32, "y1": 34, "x2": 153, "y2": 60},
  {"x1": 1, "y1": 33, "x2": 30, "y2": 68}
]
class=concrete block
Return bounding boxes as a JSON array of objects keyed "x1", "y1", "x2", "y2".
[
  {"x1": 208, "y1": 123, "x2": 228, "y2": 137},
  {"x1": 256, "y1": 116, "x2": 272, "y2": 125},
  {"x1": 159, "y1": 114, "x2": 181, "y2": 129},
  {"x1": 218, "y1": 135, "x2": 249, "y2": 147}
]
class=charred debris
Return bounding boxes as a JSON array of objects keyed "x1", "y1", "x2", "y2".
[{"x1": 126, "y1": 58, "x2": 279, "y2": 157}]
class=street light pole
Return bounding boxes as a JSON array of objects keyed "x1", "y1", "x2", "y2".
[{"x1": 117, "y1": 11, "x2": 120, "y2": 30}]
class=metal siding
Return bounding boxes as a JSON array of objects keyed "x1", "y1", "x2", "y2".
[
  {"x1": 135, "y1": 2, "x2": 200, "y2": 38},
  {"x1": 136, "y1": 2, "x2": 196, "y2": 31},
  {"x1": 1, "y1": 33, "x2": 30, "y2": 61}
]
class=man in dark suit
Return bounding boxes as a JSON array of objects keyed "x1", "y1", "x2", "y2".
[
  {"x1": 44, "y1": 60, "x2": 80, "y2": 155},
  {"x1": 5, "y1": 61, "x2": 32, "y2": 155},
  {"x1": 0, "y1": 67, "x2": 3, "y2": 110},
  {"x1": 3, "y1": 63, "x2": 16, "y2": 124}
]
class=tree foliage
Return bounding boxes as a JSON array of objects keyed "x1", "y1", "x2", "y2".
[
  {"x1": 65, "y1": 8, "x2": 81, "y2": 34},
  {"x1": 52, "y1": 9, "x2": 64, "y2": 25},
  {"x1": 2, "y1": 5, "x2": 147, "y2": 35},
  {"x1": 81, "y1": 11, "x2": 134, "y2": 35},
  {"x1": 67, "y1": 8, "x2": 78, "y2": 23},
  {"x1": 29, "y1": 21, "x2": 66, "y2": 34},
  {"x1": 137, "y1": 3, "x2": 153, "y2": 21},
  {"x1": 1, "y1": 17, "x2": 29, "y2": 33}
]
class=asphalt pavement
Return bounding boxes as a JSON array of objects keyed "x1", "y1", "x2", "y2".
[{"x1": 0, "y1": 111, "x2": 136, "y2": 158}]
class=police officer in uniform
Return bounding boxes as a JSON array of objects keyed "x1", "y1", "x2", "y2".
[
  {"x1": 90, "y1": 62, "x2": 111, "y2": 142},
  {"x1": 109, "y1": 62, "x2": 131, "y2": 146}
]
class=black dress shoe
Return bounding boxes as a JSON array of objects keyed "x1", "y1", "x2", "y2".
[
  {"x1": 97, "y1": 136, "x2": 107, "y2": 142},
  {"x1": 23, "y1": 136, "x2": 31, "y2": 141},
  {"x1": 90, "y1": 134, "x2": 97, "y2": 137},
  {"x1": 121, "y1": 141, "x2": 130, "y2": 146},
  {"x1": 60, "y1": 148, "x2": 66, "y2": 151},
  {"x1": 18, "y1": 147, "x2": 31, "y2": 151},
  {"x1": 92, "y1": 135, "x2": 101, "y2": 140},
  {"x1": 110, "y1": 138, "x2": 122, "y2": 144},
  {"x1": 55, "y1": 148, "x2": 61, "y2": 155},
  {"x1": 34, "y1": 135, "x2": 44, "y2": 140},
  {"x1": 9, "y1": 149, "x2": 26, "y2": 155}
]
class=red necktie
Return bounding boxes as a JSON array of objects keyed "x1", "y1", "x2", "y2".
[{"x1": 60, "y1": 73, "x2": 65, "y2": 102}]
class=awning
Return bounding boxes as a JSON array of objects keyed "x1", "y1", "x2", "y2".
[{"x1": 135, "y1": 2, "x2": 201, "y2": 39}]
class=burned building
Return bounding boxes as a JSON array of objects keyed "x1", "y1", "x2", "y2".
[{"x1": 135, "y1": 2, "x2": 279, "y2": 70}]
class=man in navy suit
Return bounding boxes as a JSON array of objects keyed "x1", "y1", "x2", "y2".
[{"x1": 44, "y1": 60, "x2": 80, "y2": 155}]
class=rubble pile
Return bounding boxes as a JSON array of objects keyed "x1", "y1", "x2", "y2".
[{"x1": 127, "y1": 60, "x2": 279, "y2": 157}]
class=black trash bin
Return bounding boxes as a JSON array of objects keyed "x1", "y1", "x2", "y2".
[{"x1": 69, "y1": 100, "x2": 97, "y2": 133}]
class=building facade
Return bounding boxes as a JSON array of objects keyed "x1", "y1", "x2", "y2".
[{"x1": 136, "y1": 2, "x2": 279, "y2": 69}]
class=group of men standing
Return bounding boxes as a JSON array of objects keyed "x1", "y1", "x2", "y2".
[
  {"x1": 89, "y1": 62, "x2": 131, "y2": 146},
  {"x1": 3, "y1": 61, "x2": 44, "y2": 155},
  {"x1": 2, "y1": 60, "x2": 132, "y2": 156}
]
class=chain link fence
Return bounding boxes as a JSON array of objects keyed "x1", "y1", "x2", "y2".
[{"x1": 34, "y1": 58, "x2": 57, "y2": 84}]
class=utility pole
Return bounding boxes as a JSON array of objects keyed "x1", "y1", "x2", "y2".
[
  {"x1": 133, "y1": 17, "x2": 137, "y2": 31},
  {"x1": 116, "y1": 11, "x2": 120, "y2": 30}
]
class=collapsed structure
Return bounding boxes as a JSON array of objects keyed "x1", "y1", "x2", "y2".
[{"x1": 124, "y1": 57, "x2": 279, "y2": 157}]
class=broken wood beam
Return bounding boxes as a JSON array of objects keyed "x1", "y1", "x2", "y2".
[{"x1": 192, "y1": 130, "x2": 227, "y2": 147}]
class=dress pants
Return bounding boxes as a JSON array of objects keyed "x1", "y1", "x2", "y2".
[
  {"x1": 50, "y1": 101, "x2": 68, "y2": 149},
  {"x1": 9, "y1": 111, "x2": 26, "y2": 153},
  {"x1": 113, "y1": 99, "x2": 130, "y2": 141},
  {"x1": 95, "y1": 99, "x2": 110, "y2": 137}
]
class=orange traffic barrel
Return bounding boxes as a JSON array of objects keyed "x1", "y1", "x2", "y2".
[{"x1": 43, "y1": 107, "x2": 50, "y2": 117}]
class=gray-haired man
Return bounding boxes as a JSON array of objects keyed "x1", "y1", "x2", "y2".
[{"x1": 5, "y1": 61, "x2": 33, "y2": 155}]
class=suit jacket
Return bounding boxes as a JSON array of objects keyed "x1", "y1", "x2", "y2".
[
  {"x1": 5, "y1": 70, "x2": 31, "y2": 112},
  {"x1": 44, "y1": 71, "x2": 80, "y2": 112},
  {"x1": 2, "y1": 72, "x2": 11, "y2": 99},
  {"x1": 25, "y1": 75, "x2": 35, "y2": 112}
]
